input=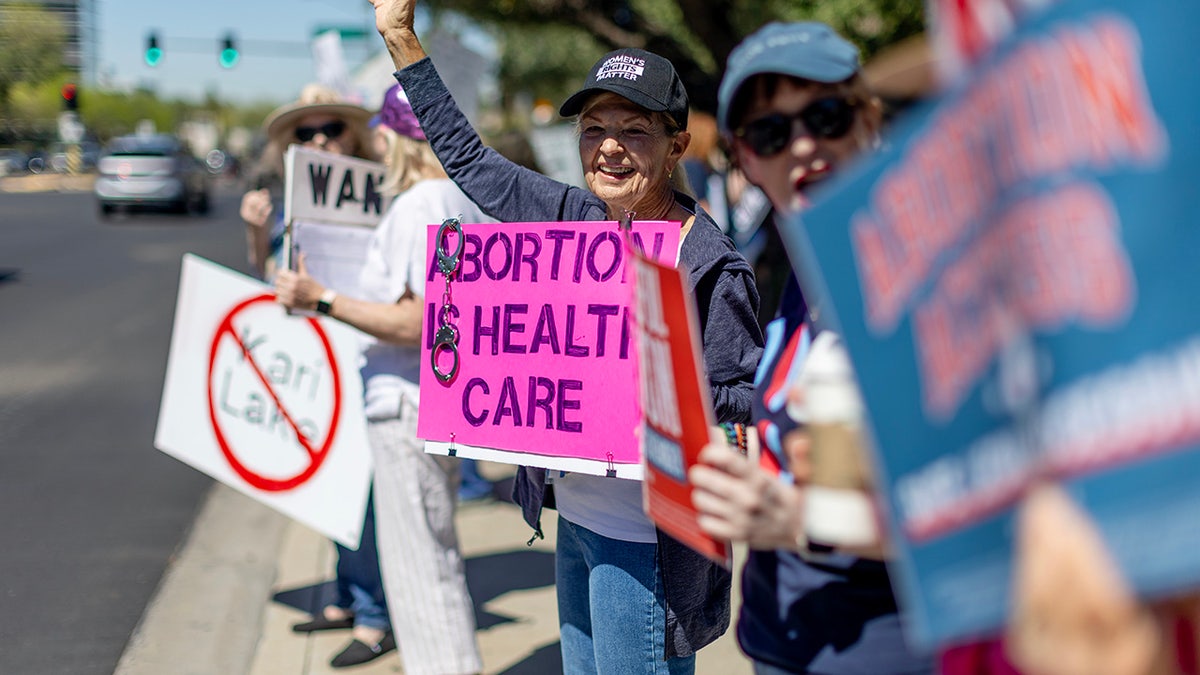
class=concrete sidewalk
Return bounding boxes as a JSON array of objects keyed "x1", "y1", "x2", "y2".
[{"x1": 116, "y1": 462, "x2": 752, "y2": 674}]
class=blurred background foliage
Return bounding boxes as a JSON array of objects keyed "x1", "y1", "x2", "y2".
[
  {"x1": 1, "y1": 0, "x2": 924, "y2": 149},
  {"x1": 434, "y1": 0, "x2": 924, "y2": 113},
  {"x1": 0, "y1": 1, "x2": 66, "y2": 116}
]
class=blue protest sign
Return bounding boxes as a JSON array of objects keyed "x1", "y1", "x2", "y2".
[{"x1": 780, "y1": 0, "x2": 1200, "y2": 649}]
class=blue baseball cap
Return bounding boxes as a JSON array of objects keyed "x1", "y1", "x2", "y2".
[{"x1": 718, "y1": 21, "x2": 861, "y2": 132}]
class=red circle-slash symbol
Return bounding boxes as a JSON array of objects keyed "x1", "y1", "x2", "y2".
[{"x1": 206, "y1": 294, "x2": 342, "y2": 491}]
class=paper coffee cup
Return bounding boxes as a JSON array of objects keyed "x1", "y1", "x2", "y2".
[{"x1": 791, "y1": 332, "x2": 878, "y2": 548}]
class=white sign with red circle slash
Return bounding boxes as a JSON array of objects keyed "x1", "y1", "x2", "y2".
[{"x1": 155, "y1": 254, "x2": 371, "y2": 548}]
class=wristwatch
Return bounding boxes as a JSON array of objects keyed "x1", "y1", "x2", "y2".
[{"x1": 315, "y1": 289, "x2": 337, "y2": 316}]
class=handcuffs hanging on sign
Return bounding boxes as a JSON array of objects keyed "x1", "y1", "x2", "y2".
[
  {"x1": 431, "y1": 217, "x2": 464, "y2": 382},
  {"x1": 431, "y1": 213, "x2": 637, "y2": 383}
]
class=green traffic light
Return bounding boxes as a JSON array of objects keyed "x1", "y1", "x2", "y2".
[
  {"x1": 145, "y1": 32, "x2": 162, "y2": 67},
  {"x1": 219, "y1": 34, "x2": 238, "y2": 68}
]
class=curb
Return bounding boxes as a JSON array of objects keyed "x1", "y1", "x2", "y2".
[
  {"x1": 0, "y1": 173, "x2": 96, "y2": 194},
  {"x1": 114, "y1": 484, "x2": 287, "y2": 675}
]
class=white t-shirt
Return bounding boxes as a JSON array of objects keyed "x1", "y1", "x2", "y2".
[
  {"x1": 358, "y1": 178, "x2": 494, "y2": 420},
  {"x1": 553, "y1": 473, "x2": 658, "y2": 543},
  {"x1": 552, "y1": 213, "x2": 699, "y2": 544}
]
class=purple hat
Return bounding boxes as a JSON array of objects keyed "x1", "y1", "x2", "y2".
[{"x1": 373, "y1": 83, "x2": 426, "y2": 140}]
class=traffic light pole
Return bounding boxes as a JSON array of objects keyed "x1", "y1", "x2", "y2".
[
  {"x1": 57, "y1": 111, "x2": 85, "y2": 175},
  {"x1": 143, "y1": 35, "x2": 313, "y2": 66}
]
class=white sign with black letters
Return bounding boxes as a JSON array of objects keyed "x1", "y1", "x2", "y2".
[{"x1": 282, "y1": 146, "x2": 389, "y2": 298}]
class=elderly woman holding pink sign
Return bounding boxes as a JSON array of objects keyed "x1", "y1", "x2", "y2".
[{"x1": 369, "y1": 1, "x2": 764, "y2": 673}]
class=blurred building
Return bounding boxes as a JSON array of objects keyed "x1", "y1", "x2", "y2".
[{"x1": 0, "y1": 0, "x2": 98, "y2": 83}]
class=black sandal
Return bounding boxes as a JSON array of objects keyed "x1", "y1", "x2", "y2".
[{"x1": 330, "y1": 632, "x2": 397, "y2": 668}]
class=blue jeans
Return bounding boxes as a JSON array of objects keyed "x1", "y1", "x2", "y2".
[
  {"x1": 556, "y1": 516, "x2": 695, "y2": 674},
  {"x1": 333, "y1": 488, "x2": 391, "y2": 631},
  {"x1": 458, "y1": 457, "x2": 492, "y2": 500}
]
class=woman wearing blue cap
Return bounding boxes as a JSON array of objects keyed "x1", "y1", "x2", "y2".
[
  {"x1": 370, "y1": 1, "x2": 765, "y2": 673},
  {"x1": 688, "y1": 21, "x2": 934, "y2": 675}
]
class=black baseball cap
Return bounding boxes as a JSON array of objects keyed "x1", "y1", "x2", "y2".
[{"x1": 560, "y1": 48, "x2": 690, "y2": 129}]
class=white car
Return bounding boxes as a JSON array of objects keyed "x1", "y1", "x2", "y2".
[{"x1": 95, "y1": 134, "x2": 210, "y2": 216}]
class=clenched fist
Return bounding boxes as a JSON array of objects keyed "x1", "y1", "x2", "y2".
[{"x1": 369, "y1": 0, "x2": 426, "y2": 68}]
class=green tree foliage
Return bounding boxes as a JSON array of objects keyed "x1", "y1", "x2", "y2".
[
  {"x1": 3, "y1": 78, "x2": 64, "y2": 148},
  {"x1": 228, "y1": 101, "x2": 280, "y2": 131},
  {"x1": 0, "y1": 2, "x2": 66, "y2": 115},
  {"x1": 429, "y1": 0, "x2": 924, "y2": 113},
  {"x1": 7, "y1": 83, "x2": 268, "y2": 149},
  {"x1": 77, "y1": 89, "x2": 183, "y2": 141}
]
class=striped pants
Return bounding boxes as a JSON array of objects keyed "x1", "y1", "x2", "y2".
[{"x1": 369, "y1": 408, "x2": 482, "y2": 675}]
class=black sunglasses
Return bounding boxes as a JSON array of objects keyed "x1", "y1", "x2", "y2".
[
  {"x1": 295, "y1": 120, "x2": 347, "y2": 142},
  {"x1": 735, "y1": 97, "x2": 858, "y2": 158}
]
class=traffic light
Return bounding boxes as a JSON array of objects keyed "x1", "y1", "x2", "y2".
[
  {"x1": 145, "y1": 32, "x2": 163, "y2": 67},
  {"x1": 219, "y1": 33, "x2": 239, "y2": 68},
  {"x1": 61, "y1": 83, "x2": 78, "y2": 112}
]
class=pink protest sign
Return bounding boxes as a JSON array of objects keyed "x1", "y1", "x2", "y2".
[{"x1": 417, "y1": 220, "x2": 680, "y2": 477}]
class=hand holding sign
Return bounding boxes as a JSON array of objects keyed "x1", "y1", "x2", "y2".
[
  {"x1": 274, "y1": 253, "x2": 327, "y2": 313},
  {"x1": 690, "y1": 439, "x2": 805, "y2": 551}
]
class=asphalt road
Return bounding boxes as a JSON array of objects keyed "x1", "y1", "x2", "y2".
[{"x1": 0, "y1": 183, "x2": 252, "y2": 674}]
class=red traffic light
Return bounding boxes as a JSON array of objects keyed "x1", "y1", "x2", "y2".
[{"x1": 61, "y1": 83, "x2": 78, "y2": 111}]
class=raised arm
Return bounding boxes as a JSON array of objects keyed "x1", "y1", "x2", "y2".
[
  {"x1": 370, "y1": 0, "x2": 427, "y2": 69},
  {"x1": 372, "y1": 0, "x2": 603, "y2": 224}
]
